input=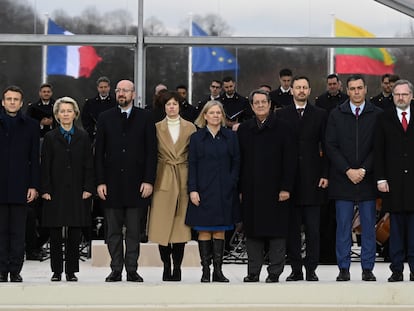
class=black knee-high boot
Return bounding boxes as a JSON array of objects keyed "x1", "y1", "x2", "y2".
[
  {"x1": 212, "y1": 239, "x2": 229, "y2": 282},
  {"x1": 158, "y1": 245, "x2": 172, "y2": 281},
  {"x1": 198, "y1": 240, "x2": 212, "y2": 283},
  {"x1": 171, "y1": 243, "x2": 185, "y2": 281}
]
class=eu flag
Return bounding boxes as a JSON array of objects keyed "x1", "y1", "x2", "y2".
[{"x1": 192, "y1": 22, "x2": 239, "y2": 73}]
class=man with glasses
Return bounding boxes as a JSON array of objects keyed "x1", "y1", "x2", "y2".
[
  {"x1": 95, "y1": 79, "x2": 157, "y2": 282},
  {"x1": 326, "y1": 74, "x2": 382, "y2": 282},
  {"x1": 196, "y1": 80, "x2": 223, "y2": 115},
  {"x1": 375, "y1": 79, "x2": 414, "y2": 282}
]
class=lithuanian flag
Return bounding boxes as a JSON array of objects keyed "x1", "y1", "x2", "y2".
[{"x1": 335, "y1": 18, "x2": 395, "y2": 75}]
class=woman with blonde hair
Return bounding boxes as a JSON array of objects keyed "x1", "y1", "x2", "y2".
[
  {"x1": 41, "y1": 97, "x2": 94, "y2": 282},
  {"x1": 185, "y1": 100, "x2": 240, "y2": 282}
]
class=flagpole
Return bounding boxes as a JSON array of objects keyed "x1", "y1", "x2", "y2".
[
  {"x1": 188, "y1": 13, "x2": 193, "y2": 106},
  {"x1": 41, "y1": 13, "x2": 49, "y2": 84},
  {"x1": 328, "y1": 13, "x2": 335, "y2": 75}
]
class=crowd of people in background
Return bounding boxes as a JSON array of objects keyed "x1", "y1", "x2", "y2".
[{"x1": 1, "y1": 69, "x2": 413, "y2": 285}]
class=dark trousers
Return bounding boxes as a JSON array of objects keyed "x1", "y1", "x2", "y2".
[
  {"x1": 0, "y1": 204, "x2": 27, "y2": 273},
  {"x1": 49, "y1": 227, "x2": 81, "y2": 274},
  {"x1": 246, "y1": 236, "x2": 285, "y2": 277},
  {"x1": 389, "y1": 212, "x2": 414, "y2": 273},
  {"x1": 287, "y1": 205, "x2": 320, "y2": 272},
  {"x1": 105, "y1": 207, "x2": 145, "y2": 273}
]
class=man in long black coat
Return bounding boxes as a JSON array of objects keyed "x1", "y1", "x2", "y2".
[
  {"x1": 375, "y1": 79, "x2": 414, "y2": 282},
  {"x1": 276, "y1": 76, "x2": 328, "y2": 282},
  {"x1": 238, "y1": 89, "x2": 296, "y2": 283},
  {"x1": 326, "y1": 74, "x2": 382, "y2": 282},
  {"x1": 0, "y1": 85, "x2": 39, "y2": 282},
  {"x1": 95, "y1": 79, "x2": 157, "y2": 282}
]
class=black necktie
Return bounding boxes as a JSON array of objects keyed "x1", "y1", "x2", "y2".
[{"x1": 297, "y1": 108, "x2": 304, "y2": 119}]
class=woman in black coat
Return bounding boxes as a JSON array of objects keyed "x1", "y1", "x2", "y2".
[
  {"x1": 41, "y1": 97, "x2": 94, "y2": 282},
  {"x1": 185, "y1": 100, "x2": 240, "y2": 283}
]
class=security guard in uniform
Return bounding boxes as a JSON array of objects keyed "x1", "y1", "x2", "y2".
[{"x1": 315, "y1": 74, "x2": 348, "y2": 113}]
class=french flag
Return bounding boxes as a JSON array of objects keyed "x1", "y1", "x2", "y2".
[{"x1": 47, "y1": 19, "x2": 102, "y2": 78}]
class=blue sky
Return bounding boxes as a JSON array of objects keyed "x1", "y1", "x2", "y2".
[{"x1": 29, "y1": 0, "x2": 414, "y2": 37}]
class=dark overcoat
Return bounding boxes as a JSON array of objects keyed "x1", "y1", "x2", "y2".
[
  {"x1": 40, "y1": 127, "x2": 94, "y2": 227},
  {"x1": 185, "y1": 127, "x2": 240, "y2": 227},
  {"x1": 0, "y1": 111, "x2": 39, "y2": 204},
  {"x1": 81, "y1": 94, "x2": 116, "y2": 141},
  {"x1": 237, "y1": 114, "x2": 297, "y2": 237},
  {"x1": 95, "y1": 106, "x2": 157, "y2": 209},
  {"x1": 325, "y1": 100, "x2": 382, "y2": 201},
  {"x1": 374, "y1": 106, "x2": 414, "y2": 212},
  {"x1": 276, "y1": 104, "x2": 328, "y2": 205}
]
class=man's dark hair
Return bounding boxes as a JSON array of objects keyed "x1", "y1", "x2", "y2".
[
  {"x1": 222, "y1": 76, "x2": 234, "y2": 83},
  {"x1": 3, "y1": 85, "x2": 24, "y2": 100},
  {"x1": 381, "y1": 73, "x2": 391, "y2": 82},
  {"x1": 279, "y1": 68, "x2": 292, "y2": 77},
  {"x1": 327, "y1": 74, "x2": 339, "y2": 81},
  {"x1": 346, "y1": 74, "x2": 366, "y2": 87},
  {"x1": 176, "y1": 84, "x2": 187, "y2": 91},
  {"x1": 211, "y1": 79, "x2": 222, "y2": 86},
  {"x1": 96, "y1": 76, "x2": 110, "y2": 86},
  {"x1": 292, "y1": 76, "x2": 311, "y2": 88},
  {"x1": 39, "y1": 83, "x2": 52, "y2": 90}
]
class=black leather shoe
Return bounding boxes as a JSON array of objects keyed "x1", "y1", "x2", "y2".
[
  {"x1": 26, "y1": 251, "x2": 43, "y2": 261},
  {"x1": 243, "y1": 274, "x2": 259, "y2": 282},
  {"x1": 0, "y1": 272, "x2": 8, "y2": 282},
  {"x1": 388, "y1": 272, "x2": 403, "y2": 282},
  {"x1": 51, "y1": 273, "x2": 61, "y2": 281},
  {"x1": 336, "y1": 269, "x2": 350, "y2": 281},
  {"x1": 127, "y1": 271, "x2": 143, "y2": 282},
  {"x1": 286, "y1": 271, "x2": 304, "y2": 281},
  {"x1": 265, "y1": 273, "x2": 279, "y2": 283},
  {"x1": 105, "y1": 271, "x2": 122, "y2": 282},
  {"x1": 362, "y1": 269, "x2": 376, "y2": 281},
  {"x1": 10, "y1": 273, "x2": 23, "y2": 282},
  {"x1": 306, "y1": 270, "x2": 319, "y2": 281},
  {"x1": 410, "y1": 272, "x2": 414, "y2": 281},
  {"x1": 66, "y1": 273, "x2": 78, "y2": 282}
]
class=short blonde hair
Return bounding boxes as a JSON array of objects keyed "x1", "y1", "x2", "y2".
[
  {"x1": 53, "y1": 96, "x2": 80, "y2": 123},
  {"x1": 194, "y1": 100, "x2": 226, "y2": 128}
]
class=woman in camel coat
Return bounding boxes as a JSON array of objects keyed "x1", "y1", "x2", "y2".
[{"x1": 148, "y1": 91, "x2": 196, "y2": 281}]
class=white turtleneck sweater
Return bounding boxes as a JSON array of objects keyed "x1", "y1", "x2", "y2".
[{"x1": 167, "y1": 116, "x2": 180, "y2": 144}]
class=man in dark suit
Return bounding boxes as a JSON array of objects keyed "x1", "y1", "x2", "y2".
[
  {"x1": 315, "y1": 74, "x2": 348, "y2": 113},
  {"x1": 0, "y1": 85, "x2": 39, "y2": 282},
  {"x1": 326, "y1": 74, "x2": 382, "y2": 282},
  {"x1": 95, "y1": 79, "x2": 157, "y2": 282},
  {"x1": 196, "y1": 80, "x2": 222, "y2": 112},
  {"x1": 375, "y1": 79, "x2": 414, "y2": 282},
  {"x1": 269, "y1": 68, "x2": 294, "y2": 110},
  {"x1": 175, "y1": 84, "x2": 198, "y2": 123},
  {"x1": 238, "y1": 89, "x2": 297, "y2": 283},
  {"x1": 276, "y1": 76, "x2": 328, "y2": 282},
  {"x1": 81, "y1": 76, "x2": 116, "y2": 144}
]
